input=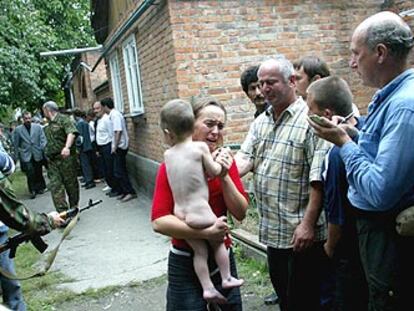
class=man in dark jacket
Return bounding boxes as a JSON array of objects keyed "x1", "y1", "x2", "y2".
[{"x1": 74, "y1": 109, "x2": 95, "y2": 189}]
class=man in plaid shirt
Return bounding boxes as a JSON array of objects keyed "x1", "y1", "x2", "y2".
[{"x1": 235, "y1": 55, "x2": 330, "y2": 311}]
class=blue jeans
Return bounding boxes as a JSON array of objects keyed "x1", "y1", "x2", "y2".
[
  {"x1": 167, "y1": 247, "x2": 242, "y2": 311},
  {"x1": 0, "y1": 227, "x2": 26, "y2": 311}
]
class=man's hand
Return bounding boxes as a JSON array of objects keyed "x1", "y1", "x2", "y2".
[
  {"x1": 308, "y1": 116, "x2": 352, "y2": 147},
  {"x1": 111, "y1": 145, "x2": 117, "y2": 154},
  {"x1": 291, "y1": 222, "x2": 315, "y2": 252},
  {"x1": 61, "y1": 147, "x2": 70, "y2": 159},
  {"x1": 205, "y1": 216, "x2": 228, "y2": 241},
  {"x1": 48, "y1": 211, "x2": 66, "y2": 228}
]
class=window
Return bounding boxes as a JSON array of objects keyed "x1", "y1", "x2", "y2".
[
  {"x1": 109, "y1": 53, "x2": 124, "y2": 112},
  {"x1": 122, "y1": 34, "x2": 144, "y2": 115}
]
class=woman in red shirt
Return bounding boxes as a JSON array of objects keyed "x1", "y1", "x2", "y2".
[{"x1": 152, "y1": 97, "x2": 248, "y2": 310}]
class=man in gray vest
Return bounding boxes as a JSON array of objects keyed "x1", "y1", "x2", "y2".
[{"x1": 13, "y1": 111, "x2": 47, "y2": 199}]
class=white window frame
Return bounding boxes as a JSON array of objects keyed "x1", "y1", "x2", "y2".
[
  {"x1": 109, "y1": 53, "x2": 124, "y2": 113},
  {"x1": 122, "y1": 34, "x2": 144, "y2": 115}
]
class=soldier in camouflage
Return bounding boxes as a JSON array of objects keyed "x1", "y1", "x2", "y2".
[
  {"x1": 42, "y1": 101, "x2": 80, "y2": 213},
  {"x1": 0, "y1": 123, "x2": 16, "y2": 162},
  {"x1": 0, "y1": 150, "x2": 64, "y2": 235}
]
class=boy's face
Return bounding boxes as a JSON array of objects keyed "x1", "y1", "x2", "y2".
[
  {"x1": 306, "y1": 92, "x2": 332, "y2": 119},
  {"x1": 295, "y1": 66, "x2": 311, "y2": 99}
]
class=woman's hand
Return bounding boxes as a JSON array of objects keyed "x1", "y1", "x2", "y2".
[
  {"x1": 214, "y1": 147, "x2": 233, "y2": 177},
  {"x1": 204, "y1": 216, "x2": 228, "y2": 241}
]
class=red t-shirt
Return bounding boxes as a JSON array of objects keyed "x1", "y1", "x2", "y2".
[{"x1": 151, "y1": 161, "x2": 248, "y2": 249}]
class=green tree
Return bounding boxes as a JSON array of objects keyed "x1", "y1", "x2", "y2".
[{"x1": 0, "y1": 0, "x2": 95, "y2": 112}]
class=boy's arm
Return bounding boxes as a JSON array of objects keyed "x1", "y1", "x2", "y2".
[
  {"x1": 200, "y1": 143, "x2": 222, "y2": 177},
  {"x1": 324, "y1": 223, "x2": 342, "y2": 258}
]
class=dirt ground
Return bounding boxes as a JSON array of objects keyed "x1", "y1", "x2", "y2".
[{"x1": 56, "y1": 278, "x2": 279, "y2": 311}]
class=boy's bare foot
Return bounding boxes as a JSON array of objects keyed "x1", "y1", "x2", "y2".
[
  {"x1": 222, "y1": 276, "x2": 244, "y2": 289},
  {"x1": 203, "y1": 288, "x2": 227, "y2": 304}
]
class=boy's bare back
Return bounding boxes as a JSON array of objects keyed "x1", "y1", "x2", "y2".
[{"x1": 165, "y1": 140, "x2": 221, "y2": 228}]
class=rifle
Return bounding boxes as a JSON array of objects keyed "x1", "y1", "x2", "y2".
[{"x1": 0, "y1": 199, "x2": 102, "y2": 258}]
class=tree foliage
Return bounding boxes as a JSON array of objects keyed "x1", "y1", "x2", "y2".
[{"x1": 0, "y1": 0, "x2": 95, "y2": 113}]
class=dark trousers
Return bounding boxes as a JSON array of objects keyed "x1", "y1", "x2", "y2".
[
  {"x1": 167, "y1": 247, "x2": 242, "y2": 311},
  {"x1": 98, "y1": 143, "x2": 121, "y2": 193},
  {"x1": 21, "y1": 158, "x2": 46, "y2": 193},
  {"x1": 79, "y1": 150, "x2": 94, "y2": 185},
  {"x1": 334, "y1": 255, "x2": 368, "y2": 311},
  {"x1": 90, "y1": 142, "x2": 104, "y2": 180},
  {"x1": 267, "y1": 242, "x2": 324, "y2": 311},
  {"x1": 113, "y1": 148, "x2": 135, "y2": 195},
  {"x1": 356, "y1": 211, "x2": 414, "y2": 311}
]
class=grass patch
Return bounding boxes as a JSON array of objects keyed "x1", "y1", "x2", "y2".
[
  {"x1": 231, "y1": 193, "x2": 260, "y2": 235},
  {"x1": 13, "y1": 241, "x2": 168, "y2": 310},
  {"x1": 234, "y1": 244, "x2": 273, "y2": 297},
  {"x1": 13, "y1": 242, "x2": 75, "y2": 311},
  {"x1": 7, "y1": 169, "x2": 29, "y2": 198}
]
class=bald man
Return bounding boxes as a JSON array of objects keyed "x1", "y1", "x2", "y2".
[{"x1": 309, "y1": 11, "x2": 414, "y2": 310}]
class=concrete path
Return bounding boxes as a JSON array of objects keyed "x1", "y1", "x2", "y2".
[{"x1": 23, "y1": 181, "x2": 170, "y2": 293}]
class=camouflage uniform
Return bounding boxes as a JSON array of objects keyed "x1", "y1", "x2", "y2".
[
  {"x1": 0, "y1": 152, "x2": 53, "y2": 235},
  {"x1": 44, "y1": 113, "x2": 79, "y2": 213},
  {"x1": 0, "y1": 132, "x2": 16, "y2": 161}
]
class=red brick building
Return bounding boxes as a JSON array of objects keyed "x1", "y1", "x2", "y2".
[
  {"x1": 90, "y1": 0, "x2": 414, "y2": 193},
  {"x1": 69, "y1": 51, "x2": 108, "y2": 111}
]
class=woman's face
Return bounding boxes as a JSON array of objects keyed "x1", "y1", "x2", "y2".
[{"x1": 192, "y1": 105, "x2": 226, "y2": 152}]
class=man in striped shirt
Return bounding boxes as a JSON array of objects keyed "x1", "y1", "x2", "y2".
[{"x1": 236, "y1": 55, "x2": 330, "y2": 311}]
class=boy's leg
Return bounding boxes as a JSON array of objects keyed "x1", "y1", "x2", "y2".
[
  {"x1": 187, "y1": 239, "x2": 227, "y2": 304},
  {"x1": 209, "y1": 240, "x2": 243, "y2": 289}
]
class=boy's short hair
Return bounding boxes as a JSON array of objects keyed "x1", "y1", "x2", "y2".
[
  {"x1": 160, "y1": 99, "x2": 194, "y2": 138},
  {"x1": 240, "y1": 65, "x2": 259, "y2": 95},
  {"x1": 307, "y1": 76, "x2": 353, "y2": 117},
  {"x1": 293, "y1": 56, "x2": 330, "y2": 80}
]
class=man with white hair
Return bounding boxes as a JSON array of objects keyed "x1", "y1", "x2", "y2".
[
  {"x1": 236, "y1": 55, "x2": 330, "y2": 311},
  {"x1": 309, "y1": 11, "x2": 414, "y2": 310},
  {"x1": 42, "y1": 101, "x2": 79, "y2": 213}
]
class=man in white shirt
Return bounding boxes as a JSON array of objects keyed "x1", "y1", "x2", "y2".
[
  {"x1": 101, "y1": 98, "x2": 136, "y2": 203},
  {"x1": 93, "y1": 101, "x2": 122, "y2": 197}
]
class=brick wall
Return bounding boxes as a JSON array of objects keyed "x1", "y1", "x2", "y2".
[
  {"x1": 104, "y1": 0, "x2": 177, "y2": 161},
  {"x1": 104, "y1": 0, "x2": 414, "y2": 164},
  {"x1": 72, "y1": 51, "x2": 108, "y2": 111},
  {"x1": 168, "y1": 0, "x2": 414, "y2": 151}
]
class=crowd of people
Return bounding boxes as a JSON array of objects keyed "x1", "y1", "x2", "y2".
[
  {"x1": 0, "y1": 97, "x2": 137, "y2": 310},
  {"x1": 152, "y1": 11, "x2": 414, "y2": 311},
  {"x1": 0, "y1": 9, "x2": 413, "y2": 311}
]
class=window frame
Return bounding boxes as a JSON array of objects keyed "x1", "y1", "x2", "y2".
[
  {"x1": 108, "y1": 52, "x2": 124, "y2": 113},
  {"x1": 122, "y1": 34, "x2": 144, "y2": 115}
]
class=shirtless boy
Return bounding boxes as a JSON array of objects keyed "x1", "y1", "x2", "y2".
[{"x1": 160, "y1": 99, "x2": 244, "y2": 303}]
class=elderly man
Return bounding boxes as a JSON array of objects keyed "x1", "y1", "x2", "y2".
[
  {"x1": 236, "y1": 55, "x2": 330, "y2": 311},
  {"x1": 13, "y1": 111, "x2": 47, "y2": 199},
  {"x1": 42, "y1": 101, "x2": 79, "y2": 213},
  {"x1": 309, "y1": 11, "x2": 414, "y2": 310}
]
